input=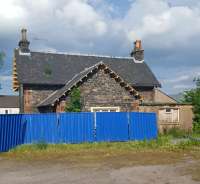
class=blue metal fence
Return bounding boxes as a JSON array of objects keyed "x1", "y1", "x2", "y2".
[
  {"x1": 23, "y1": 114, "x2": 58, "y2": 144},
  {"x1": 0, "y1": 115, "x2": 25, "y2": 152},
  {"x1": 0, "y1": 112, "x2": 158, "y2": 152},
  {"x1": 96, "y1": 112, "x2": 129, "y2": 142},
  {"x1": 59, "y1": 113, "x2": 94, "y2": 143},
  {"x1": 129, "y1": 112, "x2": 157, "y2": 140}
]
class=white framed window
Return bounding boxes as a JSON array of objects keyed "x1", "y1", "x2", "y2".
[
  {"x1": 91, "y1": 107, "x2": 120, "y2": 112},
  {"x1": 159, "y1": 108, "x2": 179, "y2": 123}
]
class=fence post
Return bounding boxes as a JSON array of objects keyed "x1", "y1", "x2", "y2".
[
  {"x1": 56, "y1": 113, "x2": 61, "y2": 143},
  {"x1": 56, "y1": 113, "x2": 60, "y2": 127},
  {"x1": 93, "y1": 112, "x2": 97, "y2": 141},
  {"x1": 127, "y1": 112, "x2": 131, "y2": 141}
]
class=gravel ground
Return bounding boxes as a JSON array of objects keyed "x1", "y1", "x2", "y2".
[{"x1": 0, "y1": 157, "x2": 199, "y2": 184}]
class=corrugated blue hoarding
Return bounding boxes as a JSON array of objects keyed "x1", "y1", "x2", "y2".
[
  {"x1": 23, "y1": 113, "x2": 58, "y2": 144},
  {"x1": 129, "y1": 112, "x2": 158, "y2": 140},
  {"x1": 0, "y1": 114, "x2": 25, "y2": 152},
  {"x1": 0, "y1": 112, "x2": 158, "y2": 152},
  {"x1": 59, "y1": 112, "x2": 94, "y2": 143},
  {"x1": 96, "y1": 112, "x2": 129, "y2": 142}
]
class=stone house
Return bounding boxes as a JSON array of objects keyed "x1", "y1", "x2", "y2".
[{"x1": 13, "y1": 29, "x2": 193, "y2": 131}]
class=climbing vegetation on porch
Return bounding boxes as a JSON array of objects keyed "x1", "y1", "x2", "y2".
[{"x1": 65, "y1": 87, "x2": 82, "y2": 112}]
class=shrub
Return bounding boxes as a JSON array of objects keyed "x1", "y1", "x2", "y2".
[
  {"x1": 193, "y1": 122, "x2": 200, "y2": 134},
  {"x1": 65, "y1": 87, "x2": 82, "y2": 112},
  {"x1": 165, "y1": 127, "x2": 190, "y2": 138}
]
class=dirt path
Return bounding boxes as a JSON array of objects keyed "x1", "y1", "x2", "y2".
[{"x1": 0, "y1": 157, "x2": 199, "y2": 184}]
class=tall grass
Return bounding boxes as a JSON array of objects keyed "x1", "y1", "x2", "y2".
[
  {"x1": 9, "y1": 135, "x2": 200, "y2": 154},
  {"x1": 35, "y1": 141, "x2": 48, "y2": 150},
  {"x1": 164, "y1": 127, "x2": 192, "y2": 138}
]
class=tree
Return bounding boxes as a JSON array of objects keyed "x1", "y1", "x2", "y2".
[
  {"x1": 0, "y1": 51, "x2": 6, "y2": 89},
  {"x1": 182, "y1": 78, "x2": 200, "y2": 133},
  {"x1": 0, "y1": 51, "x2": 5, "y2": 69},
  {"x1": 65, "y1": 87, "x2": 82, "y2": 112}
]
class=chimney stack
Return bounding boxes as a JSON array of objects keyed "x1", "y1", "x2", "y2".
[
  {"x1": 130, "y1": 40, "x2": 144, "y2": 62},
  {"x1": 18, "y1": 28, "x2": 30, "y2": 53}
]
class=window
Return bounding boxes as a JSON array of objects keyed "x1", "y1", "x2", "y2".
[
  {"x1": 159, "y1": 108, "x2": 179, "y2": 123},
  {"x1": 5, "y1": 110, "x2": 8, "y2": 114},
  {"x1": 165, "y1": 108, "x2": 171, "y2": 113},
  {"x1": 91, "y1": 107, "x2": 120, "y2": 112}
]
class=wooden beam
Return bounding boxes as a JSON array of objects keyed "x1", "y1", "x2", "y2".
[
  {"x1": 120, "y1": 81, "x2": 126, "y2": 86},
  {"x1": 114, "y1": 76, "x2": 121, "y2": 83},
  {"x1": 125, "y1": 85, "x2": 132, "y2": 90},
  {"x1": 99, "y1": 64, "x2": 106, "y2": 69}
]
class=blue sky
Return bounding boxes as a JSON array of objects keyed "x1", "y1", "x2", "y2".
[{"x1": 0, "y1": 0, "x2": 200, "y2": 95}]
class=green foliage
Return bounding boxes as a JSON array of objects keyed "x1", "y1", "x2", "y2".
[
  {"x1": 65, "y1": 87, "x2": 82, "y2": 112},
  {"x1": 0, "y1": 51, "x2": 6, "y2": 90},
  {"x1": 182, "y1": 78, "x2": 200, "y2": 133},
  {"x1": 35, "y1": 141, "x2": 48, "y2": 150},
  {"x1": 164, "y1": 127, "x2": 190, "y2": 138},
  {"x1": 176, "y1": 139, "x2": 200, "y2": 150},
  {"x1": 0, "y1": 51, "x2": 5, "y2": 69},
  {"x1": 8, "y1": 135, "x2": 200, "y2": 154}
]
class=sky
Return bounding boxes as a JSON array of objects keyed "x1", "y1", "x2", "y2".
[{"x1": 0, "y1": 0, "x2": 200, "y2": 95}]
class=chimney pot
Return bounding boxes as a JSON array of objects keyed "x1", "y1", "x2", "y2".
[
  {"x1": 130, "y1": 40, "x2": 144, "y2": 63},
  {"x1": 21, "y1": 28, "x2": 27, "y2": 41},
  {"x1": 135, "y1": 40, "x2": 142, "y2": 50},
  {"x1": 18, "y1": 28, "x2": 30, "y2": 53}
]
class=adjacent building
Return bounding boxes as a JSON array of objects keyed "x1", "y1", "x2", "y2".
[
  {"x1": 139, "y1": 89, "x2": 193, "y2": 133},
  {"x1": 0, "y1": 95, "x2": 19, "y2": 114}
]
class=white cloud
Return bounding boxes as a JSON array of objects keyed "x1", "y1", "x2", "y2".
[
  {"x1": 0, "y1": 0, "x2": 25, "y2": 19},
  {"x1": 1, "y1": 0, "x2": 200, "y2": 94},
  {"x1": 123, "y1": 0, "x2": 200, "y2": 49},
  {"x1": 1, "y1": 0, "x2": 200, "y2": 52}
]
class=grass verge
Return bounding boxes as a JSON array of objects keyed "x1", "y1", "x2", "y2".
[{"x1": 0, "y1": 135, "x2": 199, "y2": 161}]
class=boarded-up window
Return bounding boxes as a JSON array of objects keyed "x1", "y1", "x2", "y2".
[{"x1": 159, "y1": 108, "x2": 179, "y2": 122}]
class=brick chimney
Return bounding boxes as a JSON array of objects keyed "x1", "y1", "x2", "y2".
[
  {"x1": 18, "y1": 28, "x2": 30, "y2": 53},
  {"x1": 130, "y1": 40, "x2": 144, "y2": 63}
]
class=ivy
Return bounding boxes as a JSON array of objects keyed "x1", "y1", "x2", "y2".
[{"x1": 65, "y1": 87, "x2": 82, "y2": 112}]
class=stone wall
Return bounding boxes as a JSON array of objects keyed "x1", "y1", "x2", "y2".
[
  {"x1": 23, "y1": 84, "x2": 62, "y2": 113},
  {"x1": 80, "y1": 70, "x2": 137, "y2": 111},
  {"x1": 56, "y1": 70, "x2": 138, "y2": 112}
]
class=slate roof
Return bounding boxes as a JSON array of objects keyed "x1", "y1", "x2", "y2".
[
  {"x1": 0, "y1": 96, "x2": 19, "y2": 108},
  {"x1": 15, "y1": 50, "x2": 161, "y2": 88}
]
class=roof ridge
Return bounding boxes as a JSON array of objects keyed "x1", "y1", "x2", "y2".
[{"x1": 31, "y1": 50, "x2": 133, "y2": 60}]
